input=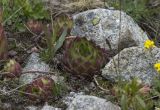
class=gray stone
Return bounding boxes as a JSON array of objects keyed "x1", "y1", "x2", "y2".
[
  {"x1": 71, "y1": 9, "x2": 148, "y2": 53},
  {"x1": 65, "y1": 93, "x2": 120, "y2": 110},
  {"x1": 26, "y1": 104, "x2": 61, "y2": 110},
  {"x1": 26, "y1": 106, "x2": 37, "y2": 110},
  {"x1": 102, "y1": 46, "x2": 160, "y2": 85},
  {"x1": 19, "y1": 52, "x2": 50, "y2": 85},
  {"x1": 41, "y1": 104, "x2": 61, "y2": 110}
]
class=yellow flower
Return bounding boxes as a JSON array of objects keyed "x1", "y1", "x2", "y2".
[
  {"x1": 154, "y1": 63, "x2": 160, "y2": 73},
  {"x1": 144, "y1": 39, "x2": 155, "y2": 49}
]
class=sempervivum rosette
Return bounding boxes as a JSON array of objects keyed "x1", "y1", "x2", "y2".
[
  {"x1": 25, "y1": 76, "x2": 55, "y2": 100},
  {"x1": 3, "y1": 59, "x2": 22, "y2": 78},
  {"x1": 26, "y1": 19, "x2": 43, "y2": 35},
  {"x1": 62, "y1": 37, "x2": 108, "y2": 78}
]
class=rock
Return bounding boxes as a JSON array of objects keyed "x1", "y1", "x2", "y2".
[
  {"x1": 25, "y1": 104, "x2": 61, "y2": 110},
  {"x1": 51, "y1": 74, "x2": 64, "y2": 84},
  {"x1": 26, "y1": 106, "x2": 37, "y2": 110},
  {"x1": 64, "y1": 93, "x2": 120, "y2": 110},
  {"x1": 102, "y1": 46, "x2": 160, "y2": 85},
  {"x1": 71, "y1": 9, "x2": 148, "y2": 54},
  {"x1": 19, "y1": 52, "x2": 50, "y2": 85},
  {"x1": 41, "y1": 104, "x2": 61, "y2": 110}
]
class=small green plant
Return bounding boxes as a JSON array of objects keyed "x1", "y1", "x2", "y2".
[
  {"x1": 40, "y1": 15, "x2": 73, "y2": 62},
  {"x1": 0, "y1": 0, "x2": 49, "y2": 32},
  {"x1": 62, "y1": 37, "x2": 108, "y2": 78},
  {"x1": 113, "y1": 78, "x2": 153, "y2": 110},
  {"x1": 18, "y1": 0, "x2": 49, "y2": 20}
]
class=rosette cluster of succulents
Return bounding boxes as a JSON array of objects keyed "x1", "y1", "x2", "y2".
[
  {"x1": 24, "y1": 76, "x2": 55, "y2": 100},
  {"x1": 3, "y1": 59, "x2": 22, "y2": 78},
  {"x1": 62, "y1": 37, "x2": 108, "y2": 78},
  {"x1": 0, "y1": 24, "x2": 8, "y2": 60}
]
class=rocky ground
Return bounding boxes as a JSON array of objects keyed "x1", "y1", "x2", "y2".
[{"x1": 0, "y1": 0, "x2": 160, "y2": 110}]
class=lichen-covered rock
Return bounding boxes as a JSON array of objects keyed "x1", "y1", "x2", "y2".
[
  {"x1": 64, "y1": 93, "x2": 120, "y2": 110},
  {"x1": 102, "y1": 47, "x2": 160, "y2": 85},
  {"x1": 71, "y1": 9, "x2": 148, "y2": 54},
  {"x1": 19, "y1": 52, "x2": 50, "y2": 85}
]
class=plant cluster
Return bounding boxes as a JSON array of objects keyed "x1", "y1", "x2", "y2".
[
  {"x1": 113, "y1": 78, "x2": 152, "y2": 110},
  {"x1": 0, "y1": 0, "x2": 49, "y2": 32},
  {"x1": 40, "y1": 15, "x2": 73, "y2": 62}
]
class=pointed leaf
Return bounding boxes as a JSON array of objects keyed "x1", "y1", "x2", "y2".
[
  {"x1": 120, "y1": 94, "x2": 128, "y2": 110},
  {"x1": 135, "y1": 95, "x2": 146, "y2": 109},
  {"x1": 54, "y1": 27, "x2": 67, "y2": 54}
]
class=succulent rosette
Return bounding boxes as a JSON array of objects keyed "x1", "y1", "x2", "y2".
[
  {"x1": 25, "y1": 76, "x2": 55, "y2": 100},
  {"x1": 0, "y1": 24, "x2": 8, "y2": 60},
  {"x1": 26, "y1": 19, "x2": 43, "y2": 34},
  {"x1": 3, "y1": 59, "x2": 22, "y2": 78},
  {"x1": 62, "y1": 37, "x2": 108, "y2": 78},
  {"x1": 53, "y1": 14, "x2": 73, "y2": 37}
]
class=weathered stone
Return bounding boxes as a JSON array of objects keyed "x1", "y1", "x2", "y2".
[
  {"x1": 19, "y1": 52, "x2": 50, "y2": 85},
  {"x1": 25, "y1": 104, "x2": 61, "y2": 110},
  {"x1": 71, "y1": 9, "x2": 148, "y2": 54},
  {"x1": 102, "y1": 46, "x2": 160, "y2": 85},
  {"x1": 64, "y1": 93, "x2": 120, "y2": 110},
  {"x1": 41, "y1": 104, "x2": 61, "y2": 110},
  {"x1": 25, "y1": 106, "x2": 37, "y2": 110}
]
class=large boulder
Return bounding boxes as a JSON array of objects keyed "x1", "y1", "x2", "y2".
[
  {"x1": 64, "y1": 93, "x2": 120, "y2": 110},
  {"x1": 71, "y1": 9, "x2": 148, "y2": 54},
  {"x1": 102, "y1": 46, "x2": 160, "y2": 85}
]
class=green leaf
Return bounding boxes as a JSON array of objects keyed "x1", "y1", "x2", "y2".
[
  {"x1": 53, "y1": 27, "x2": 67, "y2": 54},
  {"x1": 135, "y1": 95, "x2": 146, "y2": 109},
  {"x1": 120, "y1": 94, "x2": 128, "y2": 110}
]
